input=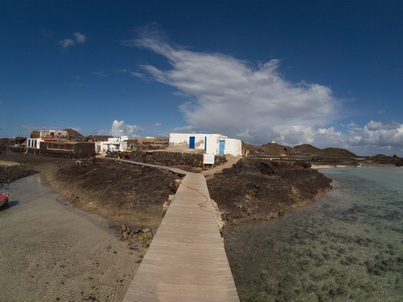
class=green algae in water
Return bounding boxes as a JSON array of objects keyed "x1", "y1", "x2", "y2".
[{"x1": 224, "y1": 167, "x2": 403, "y2": 302}]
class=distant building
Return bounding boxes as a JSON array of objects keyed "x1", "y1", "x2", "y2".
[
  {"x1": 169, "y1": 133, "x2": 242, "y2": 156},
  {"x1": 27, "y1": 129, "x2": 69, "y2": 149},
  {"x1": 27, "y1": 129, "x2": 75, "y2": 149},
  {"x1": 38, "y1": 129, "x2": 69, "y2": 141},
  {"x1": 30, "y1": 131, "x2": 40, "y2": 138},
  {"x1": 26, "y1": 129, "x2": 91, "y2": 157},
  {"x1": 26, "y1": 137, "x2": 43, "y2": 149},
  {"x1": 98, "y1": 136, "x2": 128, "y2": 153},
  {"x1": 86, "y1": 135, "x2": 114, "y2": 143}
]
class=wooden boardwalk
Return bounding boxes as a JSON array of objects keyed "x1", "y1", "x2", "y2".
[{"x1": 113, "y1": 159, "x2": 239, "y2": 302}]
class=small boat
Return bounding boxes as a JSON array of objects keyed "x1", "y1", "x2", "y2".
[{"x1": 0, "y1": 193, "x2": 9, "y2": 208}]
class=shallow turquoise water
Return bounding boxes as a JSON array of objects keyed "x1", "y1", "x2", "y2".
[{"x1": 224, "y1": 167, "x2": 403, "y2": 302}]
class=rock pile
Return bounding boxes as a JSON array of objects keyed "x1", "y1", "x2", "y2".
[{"x1": 120, "y1": 224, "x2": 154, "y2": 248}]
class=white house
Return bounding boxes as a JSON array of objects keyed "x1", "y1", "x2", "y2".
[
  {"x1": 169, "y1": 133, "x2": 242, "y2": 156},
  {"x1": 98, "y1": 136, "x2": 128, "y2": 153},
  {"x1": 26, "y1": 138, "x2": 43, "y2": 149}
]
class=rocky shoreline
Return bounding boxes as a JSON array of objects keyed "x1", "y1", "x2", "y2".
[
  {"x1": 1, "y1": 150, "x2": 333, "y2": 231},
  {"x1": 207, "y1": 158, "x2": 332, "y2": 226},
  {"x1": 0, "y1": 160, "x2": 37, "y2": 186}
]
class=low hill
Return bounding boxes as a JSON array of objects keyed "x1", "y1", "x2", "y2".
[
  {"x1": 370, "y1": 154, "x2": 403, "y2": 166},
  {"x1": 243, "y1": 142, "x2": 293, "y2": 156},
  {"x1": 293, "y1": 145, "x2": 356, "y2": 158},
  {"x1": 321, "y1": 148, "x2": 356, "y2": 158},
  {"x1": 64, "y1": 128, "x2": 85, "y2": 141},
  {"x1": 293, "y1": 144, "x2": 322, "y2": 156},
  {"x1": 245, "y1": 142, "x2": 356, "y2": 158},
  {"x1": 259, "y1": 143, "x2": 291, "y2": 155}
]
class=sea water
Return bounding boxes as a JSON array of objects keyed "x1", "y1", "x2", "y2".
[{"x1": 224, "y1": 167, "x2": 403, "y2": 302}]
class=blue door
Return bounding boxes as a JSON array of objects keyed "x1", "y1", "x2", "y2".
[
  {"x1": 219, "y1": 140, "x2": 225, "y2": 154},
  {"x1": 189, "y1": 136, "x2": 195, "y2": 149}
]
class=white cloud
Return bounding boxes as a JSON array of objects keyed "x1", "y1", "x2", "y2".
[
  {"x1": 97, "y1": 129, "x2": 110, "y2": 135},
  {"x1": 117, "y1": 68, "x2": 148, "y2": 80},
  {"x1": 271, "y1": 121, "x2": 403, "y2": 155},
  {"x1": 129, "y1": 71, "x2": 147, "y2": 80},
  {"x1": 171, "y1": 125, "x2": 195, "y2": 133},
  {"x1": 111, "y1": 120, "x2": 143, "y2": 137},
  {"x1": 74, "y1": 32, "x2": 86, "y2": 43},
  {"x1": 59, "y1": 32, "x2": 86, "y2": 49},
  {"x1": 347, "y1": 121, "x2": 403, "y2": 149},
  {"x1": 92, "y1": 71, "x2": 108, "y2": 78},
  {"x1": 59, "y1": 38, "x2": 74, "y2": 48},
  {"x1": 127, "y1": 29, "x2": 402, "y2": 155},
  {"x1": 134, "y1": 33, "x2": 337, "y2": 139}
]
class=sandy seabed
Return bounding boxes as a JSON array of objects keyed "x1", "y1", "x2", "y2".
[{"x1": 0, "y1": 174, "x2": 142, "y2": 302}]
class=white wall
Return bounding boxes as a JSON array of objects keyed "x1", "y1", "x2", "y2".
[
  {"x1": 27, "y1": 138, "x2": 43, "y2": 149},
  {"x1": 169, "y1": 133, "x2": 199, "y2": 148},
  {"x1": 98, "y1": 136, "x2": 128, "y2": 153},
  {"x1": 205, "y1": 134, "x2": 226, "y2": 154},
  {"x1": 169, "y1": 133, "x2": 242, "y2": 156},
  {"x1": 170, "y1": 133, "x2": 223, "y2": 153},
  {"x1": 99, "y1": 141, "x2": 120, "y2": 152},
  {"x1": 223, "y1": 138, "x2": 242, "y2": 156}
]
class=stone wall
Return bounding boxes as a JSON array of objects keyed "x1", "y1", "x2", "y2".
[
  {"x1": 10, "y1": 142, "x2": 95, "y2": 158},
  {"x1": 107, "y1": 150, "x2": 227, "y2": 170}
]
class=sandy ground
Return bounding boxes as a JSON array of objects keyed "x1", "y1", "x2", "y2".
[
  {"x1": 0, "y1": 160, "x2": 20, "y2": 166},
  {"x1": 202, "y1": 155, "x2": 242, "y2": 178},
  {"x1": 0, "y1": 174, "x2": 143, "y2": 302},
  {"x1": 311, "y1": 164, "x2": 348, "y2": 169}
]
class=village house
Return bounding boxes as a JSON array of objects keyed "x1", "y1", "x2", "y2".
[
  {"x1": 25, "y1": 129, "x2": 94, "y2": 158},
  {"x1": 169, "y1": 133, "x2": 242, "y2": 156},
  {"x1": 98, "y1": 136, "x2": 129, "y2": 153},
  {"x1": 86, "y1": 135, "x2": 114, "y2": 143},
  {"x1": 26, "y1": 137, "x2": 43, "y2": 149},
  {"x1": 94, "y1": 136, "x2": 169, "y2": 153},
  {"x1": 26, "y1": 129, "x2": 69, "y2": 150}
]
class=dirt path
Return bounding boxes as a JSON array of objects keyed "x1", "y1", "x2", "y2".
[{"x1": 202, "y1": 156, "x2": 243, "y2": 177}]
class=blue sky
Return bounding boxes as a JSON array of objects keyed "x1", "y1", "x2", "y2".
[{"x1": 1, "y1": 0, "x2": 402, "y2": 156}]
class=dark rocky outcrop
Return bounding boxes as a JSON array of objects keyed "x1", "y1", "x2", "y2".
[
  {"x1": 0, "y1": 165, "x2": 37, "y2": 186},
  {"x1": 207, "y1": 158, "x2": 332, "y2": 225}
]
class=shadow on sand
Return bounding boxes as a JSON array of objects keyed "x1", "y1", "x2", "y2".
[{"x1": 0, "y1": 199, "x2": 19, "y2": 211}]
